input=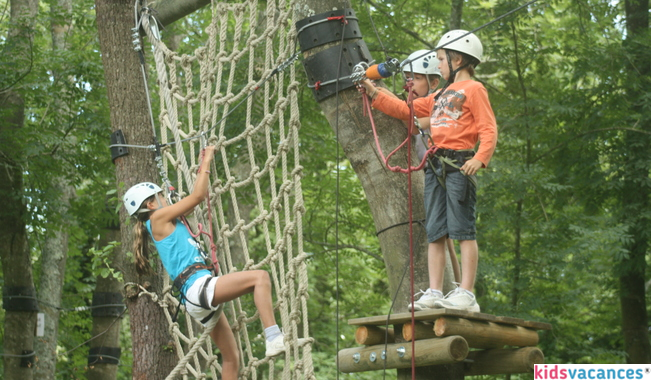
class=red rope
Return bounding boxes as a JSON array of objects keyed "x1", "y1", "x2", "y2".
[
  {"x1": 181, "y1": 149, "x2": 220, "y2": 275},
  {"x1": 360, "y1": 83, "x2": 437, "y2": 379},
  {"x1": 360, "y1": 85, "x2": 439, "y2": 173}
]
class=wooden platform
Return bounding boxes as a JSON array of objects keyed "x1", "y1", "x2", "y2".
[
  {"x1": 348, "y1": 308, "x2": 552, "y2": 331},
  {"x1": 339, "y1": 309, "x2": 551, "y2": 375}
]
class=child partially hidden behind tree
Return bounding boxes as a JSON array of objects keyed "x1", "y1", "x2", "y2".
[{"x1": 360, "y1": 30, "x2": 497, "y2": 312}]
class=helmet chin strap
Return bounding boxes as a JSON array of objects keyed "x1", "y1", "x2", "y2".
[
  {"x1": 434, "y1": 50, "x2": 471, "y2": 102},
  {"x1": 154, "y1": 193, "x2": 164, "y2": 209},
  {"x1": 136, "y1": 192, "x2": 164, "y2": 214},
  {"x1": 445, "y1": 50, "x2": 471, "y2": 85}
]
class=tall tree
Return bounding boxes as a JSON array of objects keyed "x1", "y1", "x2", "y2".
[
  {"x1": 618, "y1": 0, "x2": 651, "y2": 363},
  {"x1": 33, "y1": 0, "x2": 76, "y2": 377},
  {"x1": 87, "y1": 227, "x2": 123, "y2": 380},
  {"x1": 0, "y1": 0, "x2": 40, "y2": 378},
  {"x1": 94, "y1": 0, "x2": 177, "y2": 377},
  {"x1": 449, "y1": 0, "x2": 463, "y2": 30}
]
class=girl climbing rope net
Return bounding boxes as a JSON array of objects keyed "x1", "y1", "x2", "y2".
[{"x1": 123, "y1": 146, "x2": 308, "y2": 380}]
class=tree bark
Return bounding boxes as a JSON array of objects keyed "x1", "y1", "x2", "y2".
[
  {"x1": 33, "y1": 0, "x2": 75, "y2": 377},
  {"x1": 449, "y1": 0, "x2": 463, "y2": 30},
  {"x1": 295, "y1": 0, "x2": 433, "y2": 312},
  {"x1": 94, "y1": 0, "x2": 177, "y2": 378},
  {"x1": 148, "y1": 0, "x2": 210, "y2": 27},
  {"x1": 86, "y1": 227, "x2": 123, "y2": 380},
  {"x1": 0, "y1": 95, "x2": 38, "y2": 380},
  {"x1": 0, "y1": 0, "x2": 39, "y2": 378},
  {"x1": 619, "y1": 0, "x2": 651, "y2": 364},
  {"x1": 34, "y1": 181, "x2": 74, "y2": 379},
  {"x1": 295, "y1": 1, "x2": 458, "y2": 379}
]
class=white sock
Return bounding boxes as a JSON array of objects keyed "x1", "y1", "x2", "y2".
[
  {"x1": 428, "y1": 288, "x2": 443, "y2": 296},
  {"x1": 265, "y1": 325, "x2": 282, "y2": 342}
]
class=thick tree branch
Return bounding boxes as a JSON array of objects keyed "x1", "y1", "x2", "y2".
[{"x1": 147, "y1": 0, "x2": 209, "y2": 27}]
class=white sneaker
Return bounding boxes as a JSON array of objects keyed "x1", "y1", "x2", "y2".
[
  {"x1": 433, "y1": 287, "x2": 480, "y2": 312},
  {"x1": 408, "y1": 289, "x2": 444, "y2": 311},
  {"x1": 265, "y1": 334, "x2": 308, "y2": 357}
]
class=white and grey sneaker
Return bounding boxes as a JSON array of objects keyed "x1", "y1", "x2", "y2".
[
  {"x1": 265, "y1": 334, "x2": 308, "y2": 357},
  {"x1": 408, "y1": 289, "x2": 444, "y2": 311},
  {"x1": 433, "y1": 287, "x2": 480, "y2": 313}
]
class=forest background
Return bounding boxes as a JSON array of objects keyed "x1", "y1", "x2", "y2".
[{"x1": 0, "y1": 0, "x2": 650, "y2": 379}]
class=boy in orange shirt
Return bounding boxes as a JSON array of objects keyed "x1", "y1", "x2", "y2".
[
  {"x1": 361, "y1": 30, "x2": 497, "y2": 312},
  {"x1": 372, "y1": 49, "x2": 463, "y2": 285}
]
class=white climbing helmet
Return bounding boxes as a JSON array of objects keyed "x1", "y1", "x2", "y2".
[
  {"x1": 123, "y1": 182, "x2": 162, "y2": 216},
  {"x1": 401, "y1": 50, "x2": 442, "y2": 77},
  {"x1": 436, "y1": 30, "x2": 483, "y2": 63}
]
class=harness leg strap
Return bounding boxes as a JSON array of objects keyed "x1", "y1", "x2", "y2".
[
  {"x1": 199, "y1": 277, "x2": 214, "y2": 310},
  {"x1": 199, "y1": 279, "x2": 218, "y2": 324}
]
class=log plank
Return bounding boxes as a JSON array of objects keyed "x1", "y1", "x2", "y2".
[
  {"x1": 348, "y1": 309, "x2": 552, "y2": 331},
  {"x1": 402, "y1": 322, "x2": 436, "y2": 342},
  {"x1": 338, "y1": 336, "x2": 468, "y2": 373},
  {"x1": 435, "y1": 317, "x2": 539, "y2": 349},
  {"x1": 355, "y1": 325, "x2": 395, "y2": 346}
]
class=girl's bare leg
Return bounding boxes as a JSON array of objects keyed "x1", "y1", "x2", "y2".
[
  {"x1": 210, "y1": 312, "x2": 239, "y2": 380},
  {"x1": 211, "y1": 270, "x2": 276, "y2": 328}
]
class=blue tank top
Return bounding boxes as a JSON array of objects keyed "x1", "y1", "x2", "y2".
[{"x1": 145, "y1": 219, "x2": 211, "y2": 294}]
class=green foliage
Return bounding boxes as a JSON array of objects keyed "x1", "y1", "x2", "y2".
[
  {"x1": 2, "y1": 0, "x2": 650, "y2": 378},
  {"x1": 89, "y1": 241, "x2": 123, "y2": 280}
]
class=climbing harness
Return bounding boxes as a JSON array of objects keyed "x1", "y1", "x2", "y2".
[{"x1": 171, "y1": 263, "x2": 216, "y2": 324}]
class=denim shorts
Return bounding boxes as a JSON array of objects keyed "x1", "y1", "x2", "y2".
[
  {"x1": 424, "y1": 168, "x2": 477, "y2": 242},
  {"x1": 184, "y1": 275, "x2": 221, "y2": 325}
]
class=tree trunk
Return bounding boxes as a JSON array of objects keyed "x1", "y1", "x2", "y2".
[
  {"x1": 295, "y1": 1, "x2": 458, "y2": 379},
  {"x1": 34, "y1": 181, "x2": 74, "y2": 379},
  {"x1": 619, "y1": 0, "x2": 651, "y2": 364},
  {"x1": 0, "y1": 0, "x2": 40, "y2": 378},
  {"x1": 33, "y1": 1, "x2": 75, "y2": 377},
  {"x1": 0, "y1": 94, "x2": 38, "y2": 380},
  {"x1": 449, "y1": 0, "x2": 463, "y2": 30},
  {"x1": 94, "y1": 0, "x2": 177, "y2": 378},
  {"x1": 86, "y1": 227, "x2": 124, "y2": 380}
]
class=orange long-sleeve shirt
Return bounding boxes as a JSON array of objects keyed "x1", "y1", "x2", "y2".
[{"x1": 372, "y1": 80, "x2": 497, "y2": 167}]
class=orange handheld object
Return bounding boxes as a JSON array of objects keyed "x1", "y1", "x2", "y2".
[
  {"x1": 365, "y1": 64, "x2": 385, "y2": 80},
  {"x1": 365, "y1": 63, "x2": 395, "y2": 80}
]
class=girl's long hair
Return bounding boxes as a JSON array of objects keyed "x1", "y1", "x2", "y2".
[{"x1": 132, "y1": 196, "x2": 154, "y2": 275}]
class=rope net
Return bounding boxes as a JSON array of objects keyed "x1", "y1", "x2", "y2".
[{"x1": 138, "y1": 1, "x2": 314, "y2": 378}]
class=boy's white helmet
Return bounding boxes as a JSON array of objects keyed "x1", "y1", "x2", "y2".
[
  {"x1": 401, "y1": 50, "x2": 441, "y2": 77},
  {"x1": 123, "y1": 182, "x2": 162, "y2": 216},
  {"x1": 437, "y1": 30, "x2": 483, "y2": 63}
]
